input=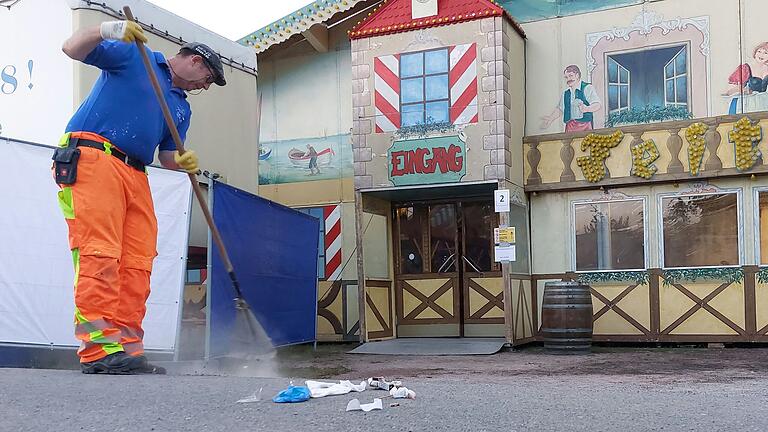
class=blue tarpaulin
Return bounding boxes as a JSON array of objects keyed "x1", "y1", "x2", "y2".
[{"x1": 209, "y1": 181, "x2": 318, "y2": 355}]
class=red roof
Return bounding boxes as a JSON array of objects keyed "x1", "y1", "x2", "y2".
[{"x1": 349, "y1": 0, "x2": 525, "y2": 39}]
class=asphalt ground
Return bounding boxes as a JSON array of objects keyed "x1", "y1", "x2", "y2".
[{"x1": 3, "y1": 345, "x2": 768, "y2": 431}]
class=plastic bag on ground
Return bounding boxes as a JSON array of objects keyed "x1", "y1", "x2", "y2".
[
  {"x1": 272, "y1": 385, "x2": 311, "y2": 403},
  {"x1": 305, "y1": 380, "x2": 366, "y2": 398}
]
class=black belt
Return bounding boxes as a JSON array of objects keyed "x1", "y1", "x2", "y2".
[{"x1": 70, "y1": 137, "x2": 146, "y2": 172}]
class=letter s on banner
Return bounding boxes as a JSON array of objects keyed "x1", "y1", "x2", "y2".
[{"x1": 1, "y1": 65, "x2": 18, "y2": 94}]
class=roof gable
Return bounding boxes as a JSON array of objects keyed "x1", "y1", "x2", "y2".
[
  {"x1": 349, "y1": 0, "x2": 523, "y2": 39},
  {"x1": 238, "y1": 0, "x2": 369, "y2": 54}
]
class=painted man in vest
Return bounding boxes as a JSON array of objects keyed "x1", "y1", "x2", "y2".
[
  {"x1": 541, "y1": 65, "x2": 602, "y2": 132},
  {"x1": 57, "y1": 20, "x2": 225, "y2": 374}
]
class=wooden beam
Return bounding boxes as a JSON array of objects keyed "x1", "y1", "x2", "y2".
[
  {"x1": 354, "y1": 191, "x2": 367, "y2": 342},
  {"x1": 302, "y1": 24, "x2": 329, "y2": 53}
]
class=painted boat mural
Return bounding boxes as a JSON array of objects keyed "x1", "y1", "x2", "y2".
[
  {"x1": 259, "y1": 145, "x2": 272, "y2": 160},
  {"x1": 257, "y1": 134, "x2": 353, "y2": 185},
  {"x1": 288, "y1": 147, "x2": 335, "y2": 167}
]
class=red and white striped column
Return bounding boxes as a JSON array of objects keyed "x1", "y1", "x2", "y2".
[
  {"x1": 449, "y1": 43, "x2": 478, "y2": 125},
  {"x1": 374, "y1": 54, "x2": 401, "y2": 133},
  {"x1": 323, "y1": 204, "x2": 342, "y2": 281}
]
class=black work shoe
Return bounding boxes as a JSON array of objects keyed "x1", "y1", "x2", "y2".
[
  {"x1": 81, "y1": 352, "x2": 133, "y2": 374},
  {"x1": 128, "y1": 355, "x2": 167, "y2": 375}
]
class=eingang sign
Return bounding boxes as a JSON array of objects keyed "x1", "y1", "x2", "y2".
[{"x1": 388, "y1": 135, "x2": 466, "y2": 186}]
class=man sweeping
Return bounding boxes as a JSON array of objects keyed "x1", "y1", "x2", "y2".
[{"x1": 56, "y1": 19, "x2": 226, "y2": 374}]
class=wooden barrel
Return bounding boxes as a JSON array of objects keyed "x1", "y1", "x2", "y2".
[{"x1": 541, "y1": 281, "x2": 593, "y2": 354}]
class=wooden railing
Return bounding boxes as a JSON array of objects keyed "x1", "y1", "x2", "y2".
[{"x1": 522, "y1": 112, "x2": 768, "y2": 192}]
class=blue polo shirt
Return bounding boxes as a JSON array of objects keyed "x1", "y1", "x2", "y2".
[{"x1": 65, "y1": 40, "x2": 191, "y2": 166}]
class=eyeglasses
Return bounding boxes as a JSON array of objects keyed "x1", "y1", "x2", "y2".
[{"x1": 199, "y1": 63, "x2": 215, "y2": 84}]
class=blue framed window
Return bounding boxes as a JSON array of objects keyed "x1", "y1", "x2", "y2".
[
  {"x1": 296, "y1": 207, "x2": 326, "y2": 279},
  {"x1": 400, "y1": 48, "x2": 450, "y2": 126}
]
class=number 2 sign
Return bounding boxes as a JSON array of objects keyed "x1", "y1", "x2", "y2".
[{"x1": 494, "y1": 189, "x2": 510, "y2": 213}]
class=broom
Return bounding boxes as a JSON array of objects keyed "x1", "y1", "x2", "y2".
[{"x1": 122, "y1": 6, "x2": 273, "y2": 360}]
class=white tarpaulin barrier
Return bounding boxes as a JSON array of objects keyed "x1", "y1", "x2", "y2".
[{"x1": 0, "y1": 139, "x2": 191, "y2": 351}]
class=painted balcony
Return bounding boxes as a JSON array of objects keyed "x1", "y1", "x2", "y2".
[{"x1": 523, "y1": 112, "x2": 768, "y2": 192}]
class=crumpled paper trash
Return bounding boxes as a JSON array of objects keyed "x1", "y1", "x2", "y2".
[
  {"x1": 367, "y1": 377, "x2": 402, "y2": 390},
  {"x1": 346, "y1": 398, "x2": 383, "y2": 412},
  {"x1": 389, "y1": 386, "x2": 416, "y2": 399},
  {"x1": 305, "y1": 380, "x2": 366, "y2": 398}
]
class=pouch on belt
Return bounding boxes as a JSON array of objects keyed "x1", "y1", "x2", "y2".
[{"x1": 52, "y1": 146, "x2": 81, "y2": 185}]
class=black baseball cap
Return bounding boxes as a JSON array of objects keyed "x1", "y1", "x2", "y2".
[{"x1": 182, "y1": 42, "x2": 226, "y2": 86}]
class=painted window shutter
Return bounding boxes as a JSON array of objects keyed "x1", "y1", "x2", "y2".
[
  {"x1": 375, "y1": 54, "x2": 401, "y2": 132},
  {"x1": 449, "y1": 43, "x2": 478, "y2": 125}
]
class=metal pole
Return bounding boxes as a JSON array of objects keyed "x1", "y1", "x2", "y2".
[
  {"x1": 173, "y1": 176, "x2": 194, "y2": 362},
  {"x1": 314, "y1": 217, "x2": 320, "y2": 351},
  {"x1": 204, "y1": 180, "x2": 214, "y2": 362}
]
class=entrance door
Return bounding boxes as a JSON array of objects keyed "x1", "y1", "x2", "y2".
[
  {"x1": 460, "y1": 202, "x2": 505, "y2": 337},
  {"x1": 394, "y1": 200, "x2": 502, "y2": 337}
]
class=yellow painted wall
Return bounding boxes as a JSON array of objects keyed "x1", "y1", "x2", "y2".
[
  {"x1": 510, "y1": 279, "x2": 534, "y2": 341},
  {"x1": 317, "y1": 280, "x2": 344, "y2": 339},
  {"x1": 659, "y1": 281, "x2": 744, "y2": 335},
  {"x1": 592, "y1": 283, "x2": 650, "y2": 335}
]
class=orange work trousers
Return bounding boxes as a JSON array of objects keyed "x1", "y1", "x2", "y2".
[{"x1": 56, "y1": 131, "x2": 158, "y2": 363}]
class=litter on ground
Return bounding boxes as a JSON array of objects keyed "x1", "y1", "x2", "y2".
[
  {"x1": 305, "y1": 380, "x2": 366, "y2": 398},
  {"x1": 346, "y1": 398, "x2": 383, "y2": 412}
]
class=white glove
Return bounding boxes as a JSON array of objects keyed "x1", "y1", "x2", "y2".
[{"x1": 100, "y1": 20, "x2": 147, "y2": 43}]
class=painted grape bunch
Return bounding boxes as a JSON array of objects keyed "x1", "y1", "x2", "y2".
[
  {"x1": 685, "y1": 122, "x2": 707, "y2": 176},
  {"x1": 728, "y1": 117, "x2": 762, "y2": 172},
  {"x1": 630, "y1": 139, "x2": 659, "y2": 180},
  {"x1": 576, "y1": 130, "x2": 624, "y2": 183}
]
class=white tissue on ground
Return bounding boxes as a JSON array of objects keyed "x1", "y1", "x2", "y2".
[
  {"x1": 389, "y1": 387, "x2": 416, "y2": 399},
  {"x1": 346, "y1": 398, "x2": 383, "y2": 412},
  {"x1": 305, "y1": 380, "x2": 367, "y2": 398}
]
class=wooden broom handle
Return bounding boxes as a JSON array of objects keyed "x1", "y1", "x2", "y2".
[{"x1": 123, "y1": 6, "x2": 236, "y2": 275}]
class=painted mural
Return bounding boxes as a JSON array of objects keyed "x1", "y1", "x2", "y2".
[
  {"x1": 581, "y1": 10, "x2": 710, "y2": 130},
  {"x1": 499, "y1": 0, "x2": 642, "y2": 23},
  {"x1": 258, "y1": 134, "x2": 353, "y2": 185},
  {"x1": 539, "y1": 8, "x2": 713, "y2": 133},
  {"x1": 725, "y1": 42, "x2": 768, "y2": 115},
  {"x1": 541, "y1": 65, "x2": 602, "y2": 132}
]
